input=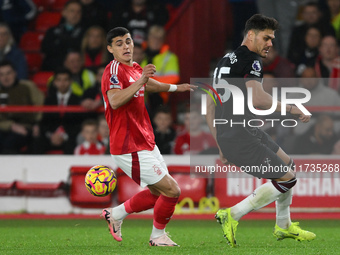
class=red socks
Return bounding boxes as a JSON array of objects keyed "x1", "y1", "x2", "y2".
[
  {"x1": 123, "y1": 190, "x2": 178, "y2": 230},
  {"x1": 124, "y1": 189, "x2": 159, "y2": 213},
  {"x1": 153, "y1": 195, "x2": 179, "y2": 229}
]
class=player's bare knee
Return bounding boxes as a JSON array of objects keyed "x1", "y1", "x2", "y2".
[{"x1": 165, "y1": 182, "x2": 181, "y2": 198}]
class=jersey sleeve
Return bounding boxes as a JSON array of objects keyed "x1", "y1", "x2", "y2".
[
  {"x1": 242, "y1": 56, "x2": 263, "y2": 82},
  {"x1": 102, "y1": 64, "x2": 124, "y2": 95}
]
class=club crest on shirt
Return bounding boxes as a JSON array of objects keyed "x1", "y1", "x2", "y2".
[
  {"x1": 252, "y1": 60, "x2": 261, "y2": 72},
  {"x1": 110, "y1": 74, "x2": 119, "y2": 84},
  {"x1": 134, "y1": 86, "x2": 144, "y2": 98}
]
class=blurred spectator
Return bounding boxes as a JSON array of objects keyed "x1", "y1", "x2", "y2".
[
  {"x1": 97, "y1": 114, "x2": 109, "y2": 153},
  {"x1": 80, "y1": 0, "x2": 108, "y2": 30},
  {"x1": 81, "y1": 64, "x2": 104, "y2": 119},
  {"x1": 36, "y1": 68, "x2": 83, "y2": 154},
  {"x1": 287, "y1": 2, "x2": 335, "y2": 63},
  {"x1": 297, "y1": 67, "x2": 340, "y2": 106},
  {"x1": 41, "y1": 0, "x2": 85, "y2": 71},
  {"x1": 332, "y1": 139, "x2": 340, "y2": 154},
  {"x1": 48, "y1": 51, "x2": 96, "y2": 97},
  {"x1": 0, "y1": 0, "x2": 37, "y2": 43},
  {"x1": 173, "y1": 110, "x2": 217, "y2": 155},
  {"x1": 262, "y1": 46, "x2": 295, "y2": 78},
  {"x1": 293, "y1": 115, "x2": 337, "y2": 154},
  {"x1": 74, "y1": 118, "x2": 106, "y2": 155},
  {"x1": 288, "y1": 67, "x2": 340, "y2": 137},
  {"x1": 315, "y1": 35, "x2": 340, "y2": 91},
  {"x1": 133, "y1": 43, "x2": 145, "y2": 65},
  {"x1": 153, "y1": 106, "x2": 176, "y2": 154},
  {"x1": 0, "y1": 23, "x2": 27, "y2": 79},
  {"x1": 0, "y1": 60, "x2": 42, "y2": 154},
  {"x1": 257, "y1": 0, "x2": 301, "y2": 57},
  {"x1": 141, "y1": 26, "x2": 179, "y2": 84},
  {"x1": 326, "y1": 0, "x2": 340, "y2": 41},
  {"x1": 141, "y1": 25, "x2": 179, "y2": 110},
  {"x1": 63, "y1": 51, "x2": 95, "y2": 96},
  {"x1": 294, "y1": 26, "x2": 322, "y2": 76},
  {"x1": 109, "y1": 0, "x2": 169, "y2": 45},
  {"x1": 81, "y1": 26, "x2": 110, "y2": 72}
]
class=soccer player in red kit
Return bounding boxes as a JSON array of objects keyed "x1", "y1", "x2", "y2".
[{"x1": 101, "y1": 27, "x2": 194, "y2": 246}]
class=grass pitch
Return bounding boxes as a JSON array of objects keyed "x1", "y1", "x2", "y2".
[{"x1": 0, "y1": 218, "x2": 338, "y2": 255}]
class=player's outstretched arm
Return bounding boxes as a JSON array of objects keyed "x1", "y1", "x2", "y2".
[
  {"x1": 145, "y1": 77, "x2": 196, "y2": 93},
  {"x1": 205, "y1": 91, "x2": 229, "y2": 165},
  {"x1": 246, "y1": 80, "x2": 311, "y2": 123},
  {"x1": 107, "y1": 64, "x2": 155, "y2": 109},
  {"x1": 290, "y1": 105, "x2": 311, "y2": 123}
]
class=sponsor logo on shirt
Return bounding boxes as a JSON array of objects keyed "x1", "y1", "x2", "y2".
[
  {"x1": 134, "y1": 86, "x2": 144, "y2": 98},
  {"x1": 250, "y1": 70, "x2": 261, "y2": 77}
]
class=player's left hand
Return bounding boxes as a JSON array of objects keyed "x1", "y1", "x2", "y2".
[
  {"x1": 176, "y1": 83, "x2": 197, "y2": 92},
  {"x1": 290, "y1": 106, "x2": 311, "y2": 123}
]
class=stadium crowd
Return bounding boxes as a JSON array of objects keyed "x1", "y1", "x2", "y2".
[{"x1": 0, "y1": 0, "x2": 339, "y2": 155}]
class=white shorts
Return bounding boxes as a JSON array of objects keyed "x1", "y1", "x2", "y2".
[{"x1": 111, "y1": 145, "x2": 169, "y2": 188}]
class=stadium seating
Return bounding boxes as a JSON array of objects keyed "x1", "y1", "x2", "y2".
[
  {"x1": 168, "y1": 165, "x2": 207, "y2": 202},
  {"x1": 20, "y1": 32, "x2": 45, "y2": 52},
  {"x1": 0, "y1": 181, "x2": 16, "y2": 196},
  {"x1": 69, "y1": 166, "x2": 114, "y2": 208},
  {"x1": 31, "y1": 71, "x2": 53, "y2": 93},
  {"x1": 116, "y1": 170, "x2": 145, "y2": 204},
  {"x1": 16, "y1": 181, "x2": 65, "y2": 197},
  {"x1": 25, "y1": 52, "x2": 43, "y2": 74},
  {"x1": 49, "y1": 0, "x2": 69, "y2": 11},
  {"x1": 35, "y1": 12, "x2": 61, "y2": 32},
  {"x1": 32, "y1": 0, "x2": 49, "y2": 11}
]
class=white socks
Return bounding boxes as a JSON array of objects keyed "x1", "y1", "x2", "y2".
[
  {"x1": 150, "y1": 225, "x2": 166, "y2": 239},
  {"x1": 275, "y1": 189, "x2": 292, "y2": 229},
  {"x1": 230, "y1": 181, "x2": 293, "y2": 229},
  {"x1": 230, "y1": 181, "x2": 282, "y2": 221},
  {"x1": 111, "y1": 204, "x2": 129, "y2": 221}
]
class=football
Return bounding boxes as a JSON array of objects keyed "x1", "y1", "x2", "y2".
[{"x1": 85, "y1": 165, "x2": 117, "y2": 197}]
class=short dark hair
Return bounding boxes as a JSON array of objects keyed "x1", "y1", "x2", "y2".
[
  {"x1": 304, "y1": 1, "x2": 319, "y2": 9},
  {"x1": 64, "y1": 0, "x2": 82, "y2": 10},
  {"x1": 244, "y1": 14, "x2": 279, "y2": 36},
  {"x1": 0, "y1": 60, "x2": 15, "y2": 71},
  {"x1": 106, "y1": 27, "x2": 130, "y2": 45},
  {"x1": 63, "y1": 50, "x2": 82, "y2": 63},
  {"x1": 54, "y1": 67, "x2": 72, "y2": 79},
  {"x1": 154, "y1": 105, "x2": 171, "y2": 116},
  {"x1": 82, "y1": 118, "x2": 98, "y2": 129}
]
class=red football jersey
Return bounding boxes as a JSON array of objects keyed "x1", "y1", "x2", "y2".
[{"x1": 101, "y1": 60, "x2": 155, "y2": 155}]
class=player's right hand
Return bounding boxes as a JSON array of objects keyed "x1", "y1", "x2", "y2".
[
  {"x1": 290, "y1": 106, "x2": 311, "y2": 123},
  {"x1": 141, "y1": 64, "x2": 156, "y2": 83}
]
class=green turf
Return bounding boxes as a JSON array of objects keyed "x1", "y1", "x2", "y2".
[{"x1": 0, "y1": 218, "x2": 338, "y2": 255}]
